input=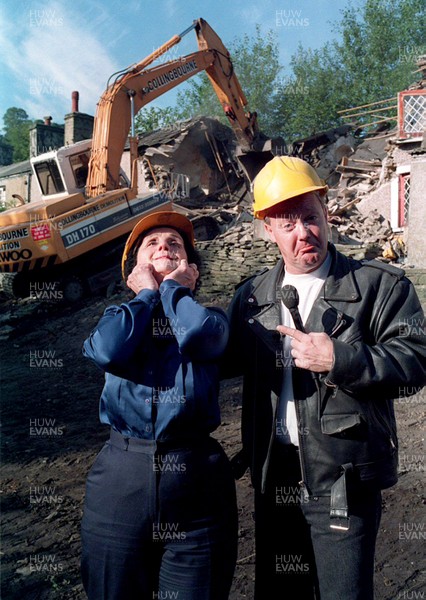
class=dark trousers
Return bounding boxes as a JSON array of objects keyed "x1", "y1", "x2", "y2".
[
  {"x1": 254, "y1": 443, "x2": 382, "y2": 600},
  {"x1": 81, "y1": 430, "x2": 238, "y2": 600}
]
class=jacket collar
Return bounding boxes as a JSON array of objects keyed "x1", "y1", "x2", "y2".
[
  {"x1": 323, "y1": 244, "x2": 361, "y2": 302},
  {"x1": 246, "y1": 244, "x2": 361, "y2": 341},
  {"x1": 250, "y1": 243, "x2": 361, "y2": 306}
]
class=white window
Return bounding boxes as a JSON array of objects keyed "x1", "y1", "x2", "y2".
[{"x1": 391, "y1": 166, "x2": 410, "y2": 230}]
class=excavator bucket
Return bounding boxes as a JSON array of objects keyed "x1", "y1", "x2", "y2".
[{"x1": 235, "y1": 136, "x2": 287, "y2": 185}]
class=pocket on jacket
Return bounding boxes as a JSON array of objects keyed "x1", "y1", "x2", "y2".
[{"x1": 321, "y1": 413, "x2": 367, "y2": 440}]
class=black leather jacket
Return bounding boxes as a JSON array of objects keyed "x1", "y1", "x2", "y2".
[{"x1": 224, "y1": 244, "x2": 426, "y2": 502}]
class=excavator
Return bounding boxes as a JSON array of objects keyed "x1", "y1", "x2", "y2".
[{"x1": 0, "y1": 18, "x2": 278, "y2": 301}]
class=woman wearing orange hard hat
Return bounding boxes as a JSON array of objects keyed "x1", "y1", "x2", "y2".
[{"x1": 81, "y1": 211, "x2": 237, "y2": 600}]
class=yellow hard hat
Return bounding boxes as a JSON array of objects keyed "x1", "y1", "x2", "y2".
[{"x1": 253, "y1": 156, "x2": 328, "y2": 220}]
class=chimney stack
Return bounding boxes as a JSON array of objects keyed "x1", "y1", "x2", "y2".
[
  {"x1": 64, "y1": 91, "x2": 94, "y2": 145},
  {"x1": 72, "y1": 90, "x2": 79, "y2": 113}
]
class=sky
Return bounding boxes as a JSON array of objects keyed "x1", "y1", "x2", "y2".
[{"x1": 0, "y1": 0, "x2": 365, "y2": 130}]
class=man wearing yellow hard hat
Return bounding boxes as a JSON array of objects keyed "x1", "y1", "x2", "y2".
[{"x1": 223, "y1": 156, "x2": 426, "y2": 599}]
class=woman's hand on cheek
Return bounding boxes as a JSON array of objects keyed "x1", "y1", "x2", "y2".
[
  {"x1": 127, "y1": 263, "x2": 159, "y2": 294},
  {"x1": 163, "y1": 260, "x2": 199, "y2": 290}
]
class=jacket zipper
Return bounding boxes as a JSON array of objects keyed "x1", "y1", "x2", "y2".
[{"x1": 295, "y1": 397, "x2": 310, "y2": 500}]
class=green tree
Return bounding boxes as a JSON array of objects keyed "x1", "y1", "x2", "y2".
[
  {"x1": 134, "y1": 105, "x2": 182, "y2": 135},
  {"x1": 2, "y1": 107, "x2": 33, "y2": 163},
  {"x1": 274, "y1": 0, "x2": 425, "y2": 141},
  {"x1": 0, "y1": 134, "x2": 13, "y2": 166},
  {"x1": 273, "y1": 43, "x2": 345, "y2": 140},
  {"x1": 174, "y1": 72, "x2": 223, "y2": 122},
  {"x1": 174, "y1": 26, "x2": 282, "y2": 136},
  {"x1": 337, "y1": 0, "x2": 424, "y2": 103},
  {"x1": 231, "y1": 26, "x2": 282, "y2": 135}
]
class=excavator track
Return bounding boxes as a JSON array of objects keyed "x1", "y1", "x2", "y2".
[{"x1": 0, "y1": 272, "x2": 31, "y2": 299}]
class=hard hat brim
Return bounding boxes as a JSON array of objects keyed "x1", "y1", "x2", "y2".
[{"x1": 254, "y1": 184, "x2": 328, "y2": 219}]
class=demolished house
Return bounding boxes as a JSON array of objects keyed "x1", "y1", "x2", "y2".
[{"x1": 135, "y1": 116, "x2": 250, "y2": 240}]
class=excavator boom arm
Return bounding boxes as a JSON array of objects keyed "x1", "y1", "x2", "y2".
[{"x1": 86, "y1": 18, "x2": 258, "y2": 198}]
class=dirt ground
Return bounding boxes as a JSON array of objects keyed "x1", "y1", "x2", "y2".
[{"x1": 1, "y1": 290, "x2": 425, "y2": 600}]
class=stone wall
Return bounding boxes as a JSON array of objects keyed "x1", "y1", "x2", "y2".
[{"x1": 197, "y1": 236, "x2": 280, "y2": 302}]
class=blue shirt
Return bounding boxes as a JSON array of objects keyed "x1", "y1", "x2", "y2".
[{"x1": 83, "y1": 279, "x2": 229, "y2": 441}]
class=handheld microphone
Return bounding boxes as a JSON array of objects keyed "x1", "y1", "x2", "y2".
[
  {"x1": 281, "y1": 285, "x2": 305, "y2": 333},
  {"x1": 281, "y1": 284, "x2": 319, "y2": 385}
]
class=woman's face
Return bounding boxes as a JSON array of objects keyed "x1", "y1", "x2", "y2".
[{"x1": 136, "y1": 227, "x2": 188, "y2": 277}]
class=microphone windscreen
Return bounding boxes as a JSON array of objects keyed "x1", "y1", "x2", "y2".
[{"x1": 281, "y1": 284, "x2": 299, "y2": 310}]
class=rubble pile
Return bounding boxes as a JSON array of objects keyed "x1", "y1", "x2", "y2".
[
  {"x1": 291, "y1": 124, "x2": 357, "y2": 188},
  {"x1": 138, "y1": 116, "x2": 243, "y2": 205},
  {"x1": 137, "y1": 117, "x2": 396, "y2": 261},
  {"x1": 325, "y1": 135, "x2": 398, "y2": 258},
  {"x1": 190, "y1": 127, "x2": 409, "y2": 300},
  {"x1": 325, "y1": 126, "x2": 423, "y2": 262}
]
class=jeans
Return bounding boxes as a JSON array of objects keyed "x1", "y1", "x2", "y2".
[
  {"x1": 254, "y1": 443, "x2": 382, "y2": 600},
  {"x1": 81, "y1": 430, "x2": 238, "y2": 600}
]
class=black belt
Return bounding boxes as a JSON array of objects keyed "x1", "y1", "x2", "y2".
[{"x1": 108, "y1": 428, "x2": 211, "y2": 453}]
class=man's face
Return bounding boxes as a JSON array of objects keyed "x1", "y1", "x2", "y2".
[
  {"x1": 136, "y1": 227, "x2": 188, "y2": 277},
  {"x1": 263, "y1": 193, "x2": 329, "y2": 274}
]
